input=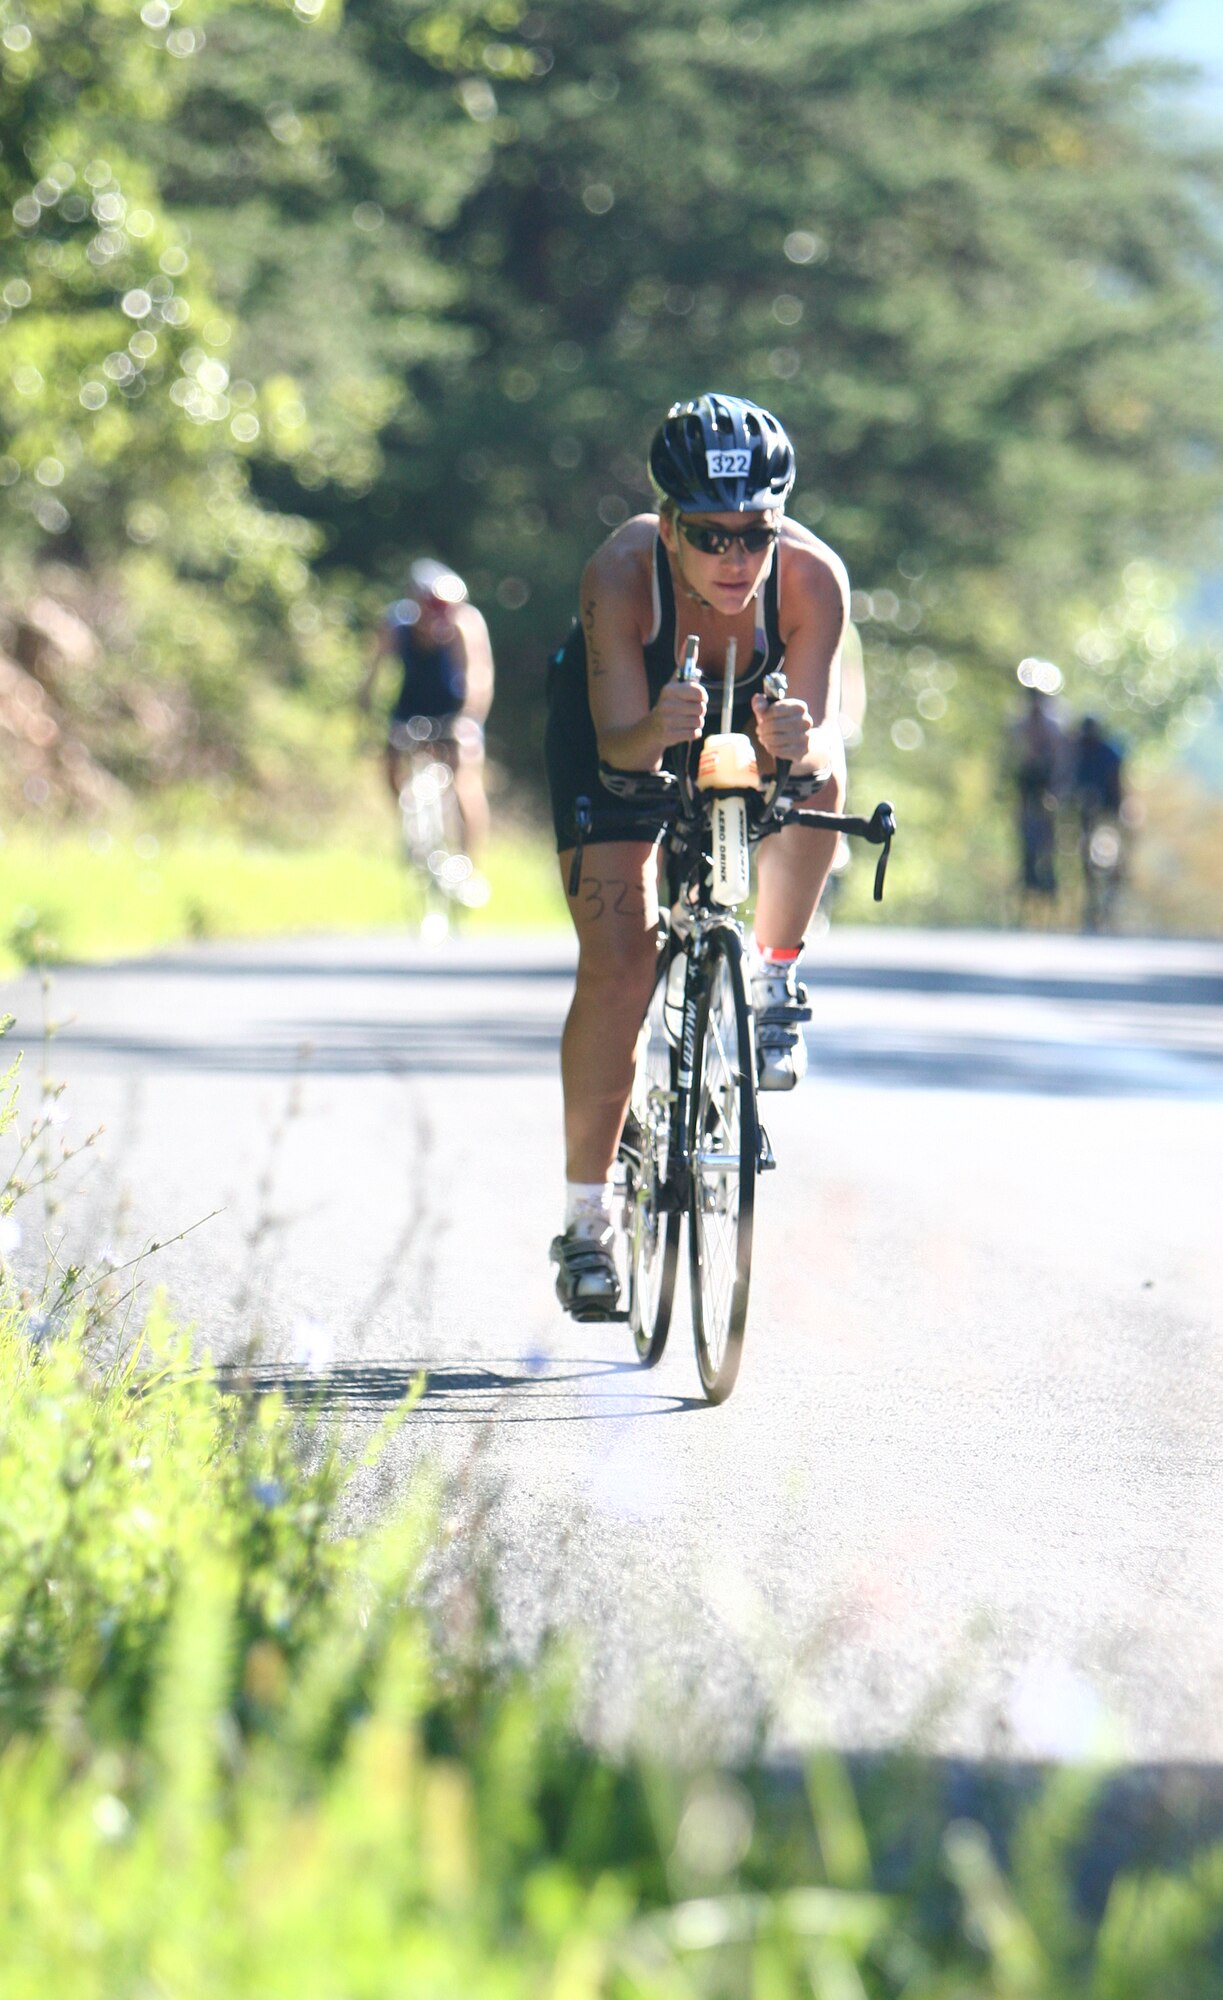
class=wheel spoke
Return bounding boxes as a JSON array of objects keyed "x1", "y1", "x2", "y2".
[
  {"x1": 690, "y1": 935, "x2": 754, "y2": 1400},
  {"x1": 625, "y1": 955, "x2": 678, "y2": 1365}
]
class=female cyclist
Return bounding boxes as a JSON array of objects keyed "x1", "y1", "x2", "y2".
[{"x1": 544, "y1": 393, "x2": 850, "y2": 1317}]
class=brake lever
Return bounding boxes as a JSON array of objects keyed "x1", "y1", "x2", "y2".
[
  {"x1": 760, "y1": 670, "x2": 790, "y2": 816},
  {"x1": 870, "y1": 801, "x2": 896, "y2": 902},
  {"x1": 672, "y1": 635, "x2": 703, "y2": 802}
]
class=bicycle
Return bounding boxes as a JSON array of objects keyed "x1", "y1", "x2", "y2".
[
  {"x1": 568, "y1": 642, "x2": 896, "y2": 1404},
  {"x1": 391, "y1": 716, "x2": 490, "y2": 942},
  {"x1": 1077, "y1": 795, "x2": 1124, "y2": 935}
]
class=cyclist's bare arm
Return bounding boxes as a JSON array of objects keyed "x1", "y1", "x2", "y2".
[
  {"x1": 453, "y1": 604, "x2": 494, "y2": 726},
  {"x1": 357, "y1": 621, "x2": 396, "y2": 710},
  {"x1": 582, "y1": 519, "x2": 706, "y2": 769},
  {"x1": 751, "y1": 530, "x2": 848, "y2": 775}
]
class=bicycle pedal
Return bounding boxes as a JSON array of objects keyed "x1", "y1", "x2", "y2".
[{"x1": 757, "y1": 1124, "x2": 776, "y2": 1172}]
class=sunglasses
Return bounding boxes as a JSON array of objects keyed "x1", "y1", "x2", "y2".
[{"x1": 677, "y1": 520, "x2": 779, "y2": 557}]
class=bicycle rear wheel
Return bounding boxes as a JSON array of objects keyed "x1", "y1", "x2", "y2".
[
  {"x1": 688, "y1": 926, "x2": 756, "y2": 1404},
  {"x1": 621, "y1": 949, "x2": 680, "y2": 1365}
]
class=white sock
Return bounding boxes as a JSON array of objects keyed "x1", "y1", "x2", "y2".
[
  {"x1": 565, "y1": 1179, "x2": 613, "y2": 1234},
  {"x1": 750, "y1": 940, "x2": 802, "y2": 983}
]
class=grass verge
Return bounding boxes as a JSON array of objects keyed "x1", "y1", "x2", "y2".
[
  {"x1": 0, "y1": 822, "x2": 568, "y2": 975},
  {"x1": 1, "y1": 1276, "x2": 1222, "y2": 1992}
]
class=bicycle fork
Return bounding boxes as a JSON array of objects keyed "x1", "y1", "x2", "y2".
[
  {"x1": 660, "y1": 925, "x2": 776, "y2": 1213},
  {"x1": 666, "y1": 927, "x2": 776, "y2": 1201}
]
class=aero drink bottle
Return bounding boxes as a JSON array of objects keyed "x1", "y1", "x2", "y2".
[{"x1": 694, "y1": 638, "x2": 759, "y2": 905}]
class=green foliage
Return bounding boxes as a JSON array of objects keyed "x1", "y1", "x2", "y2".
[
  {"x1": 0, "y1": 821, "x2": 567, "y2": 974},
  {"x1": 133, "y1": 0, "x2": 1223, "y2": 807},
  {"x1": 4, "y1": 0, "x2": 1223, "y2": 917},
  {"x1": 1061, "y1": 564, "x2": 1223, "y2": 751},
  {"x1": 228, "y1": 0, "x2": 1223, "y2": 600},
  {"x1": 5, "y1": 1292, "x2": 1223, "y2": 1991},
  {"x1": 2, "y1": 0, "x2": 262, "y2": 553},
  {"x1": 0, "y1": 0, "x2": 372, "y2": 808}
]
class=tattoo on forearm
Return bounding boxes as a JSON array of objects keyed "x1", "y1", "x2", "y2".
[{"x1": 582, "y1": 594, "x2": 607, "y2": 679}]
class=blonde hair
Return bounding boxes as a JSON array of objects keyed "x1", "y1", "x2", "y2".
[{"x1": 657, "y1": 496, "x2": 783, "y2": 529}]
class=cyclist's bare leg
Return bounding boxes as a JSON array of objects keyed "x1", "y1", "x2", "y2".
[
  {"x1": 753, "y1": 765, "x2": 846, "y2": 946},
  {"x1": 452, "y1": 758, "x2": 490, "y2": 857},
  {"x1": 558, "y1": 839, "x2": 660, "y2": 1184}
]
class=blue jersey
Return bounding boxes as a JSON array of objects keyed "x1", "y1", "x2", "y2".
[
  {"x1": 1076, "y1": 735, "x2": 1123, "y2": 815},
  {"x1": 385, "y1": 601, "x2": 466, "y2": 720}
]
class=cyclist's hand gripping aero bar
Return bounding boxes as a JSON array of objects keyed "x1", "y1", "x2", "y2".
[
  {"x1": 571, "y1": 639, "x2": 700, "y2": 895},
  {"x1": 580, "y1": 645, "x2": 897, "y2": 901},
  {"x1": 758, "y1": 670, "x2": 896, "y2": 902}
]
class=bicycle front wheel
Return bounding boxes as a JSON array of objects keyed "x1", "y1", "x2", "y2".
[
  {"x1": 688, "y1": 926, "x2": 756, "y2": 1404},
  {"x1": 401, "y1": 757, "x2": 453, "y2": 941},
  {"x1": 622, "y1": 950, "x2": 681, "y2": 1366}
]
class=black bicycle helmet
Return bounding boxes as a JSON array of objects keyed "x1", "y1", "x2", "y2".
[{"x1": 649, "y1": 392, "x2": 796, "y2": 513}]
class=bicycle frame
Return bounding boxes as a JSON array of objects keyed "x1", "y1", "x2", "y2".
[
  {"x1": 595, "y1": 661, "x2": 896, "y2": 1392},
  {"x1": 611, "y1": 722, "x2": 896, "y2": 1212},
  {"x1": 654, "y1": 911, "x2": 729, "y2": 1214}
]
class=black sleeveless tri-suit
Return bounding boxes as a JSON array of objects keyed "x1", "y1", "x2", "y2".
[{"x1": 543, "y1": 533, "x2": 785, "y2": 851}]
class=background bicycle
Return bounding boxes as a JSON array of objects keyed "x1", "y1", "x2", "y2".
[{"x1": 392, "y1": 716, "x2": 490, "y2": 942}]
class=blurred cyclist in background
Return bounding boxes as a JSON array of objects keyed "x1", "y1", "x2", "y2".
[
  {"x1": 1074, "y1": 714, "x2": 1125, "y2": 823},
  {"x1": 358, "y1": 558, "x2": 494, "y2": 857},
  {"x1": 1009, "y1": 660, "x2": 1069, "y2": 905},
  {"x1": 1073, "y1": 714, "x2": 1127, "y2": 931}
]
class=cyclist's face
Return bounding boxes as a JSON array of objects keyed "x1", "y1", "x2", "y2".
[
  {"x1": 661, "y1": 511, "x2": 778, "y2": 614},
  {"x1": 415, "y1": 595, "x2": 455, "y2": 642}
]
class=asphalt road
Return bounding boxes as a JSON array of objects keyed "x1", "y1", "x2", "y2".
[{"x1": 4, "y1": 924, "x2": 1222, "y2": 1762}]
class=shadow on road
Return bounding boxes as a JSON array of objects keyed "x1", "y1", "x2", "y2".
[
  {"x1": 29, "y1": 1016, "x2": 562, "y2": 1075},
  {"x1": 29, "y1": 1015, "x2": 1223, "y2": 1095},
  {"x1": 23, "y1": 946, "x2": 1221, "y2": 1009},
  {"x1": 809, "y1": 1027, "x2": 1223, "y2": 1098},
  {"x1": 215, "y1": 1356, "x2": 707, "y2": 1420},
  {"x1": 817, "y1": 961, "x2": 1223, "y2": 1009}
]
